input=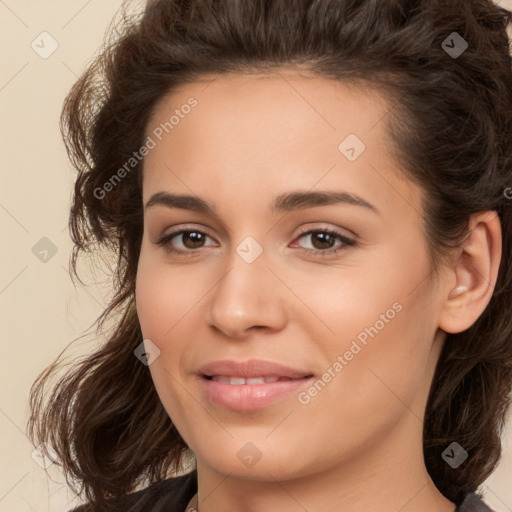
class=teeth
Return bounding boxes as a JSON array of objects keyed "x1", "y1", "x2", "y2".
[
  {"x1": 229, "y1": 377, "x2": 246, "y2": 385},
  {"x1": 211, "y1": 376, "x2": 282, "y2": 385},
  {"x1": 246, "y1": 377, "x2": 265, "y2": 385}
]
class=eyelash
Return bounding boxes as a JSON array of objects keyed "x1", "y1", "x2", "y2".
[{"x1": 154, "y1": 226, "x2": 357, "y2": 258}]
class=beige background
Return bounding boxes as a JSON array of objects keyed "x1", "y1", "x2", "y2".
[{"x1": 1, "y1": 1, "x2": 512, "y2": 510}]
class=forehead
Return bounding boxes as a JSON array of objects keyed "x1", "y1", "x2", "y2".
[
  {"x1": 143, "y1": 71, "x2": 395, "y2": 169},
  {"x1": 145, "y1": 70, "x2": 392, "y2": 141},
  {"x1": 140, "y1": 70, "x2": 419, "y2": 220}
]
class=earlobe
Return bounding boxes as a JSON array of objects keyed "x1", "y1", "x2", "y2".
[{"x1": 438, "y1": 211, "x2": 502, "y2": 335}]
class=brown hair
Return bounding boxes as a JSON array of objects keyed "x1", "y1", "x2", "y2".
[{"x1": 28, "y1": 0, "x2": 512, "y2": 509}]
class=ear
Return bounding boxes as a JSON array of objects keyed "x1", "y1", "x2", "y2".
[{"x1": 438, "y1": 211, "x2": 502, "y2": 334}]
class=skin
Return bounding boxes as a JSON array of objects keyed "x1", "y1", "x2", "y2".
[{"x1": 135, "y1": 69, "x2": 501, "y2": 512}]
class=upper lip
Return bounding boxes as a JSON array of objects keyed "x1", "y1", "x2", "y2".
[{"x1": 198, "y1": 359, "x2": 313, "y2": 379}]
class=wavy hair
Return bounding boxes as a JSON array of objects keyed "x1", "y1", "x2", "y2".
[{"x1": 28, "y1": 0, "x2": 512, "y2": 509}]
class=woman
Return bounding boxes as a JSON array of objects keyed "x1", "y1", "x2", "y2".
[{"x1": 28, "y1": 0, "x2": 512, "y2": 511}]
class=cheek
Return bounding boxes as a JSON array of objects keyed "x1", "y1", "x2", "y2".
[
  {"x1": 135, "y1": 250, "x2": 201, "y2": 341},
  {"x1": 135, "y1": 257, "x2": 198, "y2": 432},
  {"x1": 295, "y1": 299, "x2": 434, "y2": 463},
  {"x1": 135, "y1": 255, "x2": 191, "y2": 400},
  {"x1": 307, "y1": 245, "x2": 436, "y2": 419}
]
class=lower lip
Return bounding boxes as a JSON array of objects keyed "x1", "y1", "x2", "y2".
[{"x1": 200, "y1": 376, "x2": 313, "y2": 411}]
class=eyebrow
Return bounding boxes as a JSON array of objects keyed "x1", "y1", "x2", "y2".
[{"x1": 144, "y1": 190, "x2": 380, "y2": 215}]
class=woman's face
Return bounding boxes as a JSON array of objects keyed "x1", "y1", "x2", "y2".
[{"x1": 136, "y1": 71, "x2": 448, "y2": 480}]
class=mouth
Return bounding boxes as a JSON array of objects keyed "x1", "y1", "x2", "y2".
[
  {"x1": 197, "y1": 359, "x2": 315, "y2": 410},
  {"x1": 198, "y1": 358, "x2": 313, "y2": 380},
  {"x1": 203, "y1": 375, "x2": 311, "y2": 385}
]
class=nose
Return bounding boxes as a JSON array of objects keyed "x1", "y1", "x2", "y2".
[{"x1": 205, "y1": 249, "x2": 288, "y2": 340}]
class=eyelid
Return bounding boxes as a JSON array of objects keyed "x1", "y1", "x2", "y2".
[
  {"x1": 154, "y1": 222, "x2": 357, "y2": 258},
  {"x1": 294, "y1": 222, "x2": 357, "y2": 239},
  {"x1": 156, "y1": 223, "x2": 217, "y2": 241},
  {"x1": 290, "y1": 227, "x2": 356, "y2": 253},
  {"x1": 156, "y1": 222, "x2": 355, "y2": 240},
  {"x1": 155, "y1": 224, "x2": 353, "y2": 243}
]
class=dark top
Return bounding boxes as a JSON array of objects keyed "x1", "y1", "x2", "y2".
[{"x1": 69, "y1": 470, "x2": 495, "y2": 511}]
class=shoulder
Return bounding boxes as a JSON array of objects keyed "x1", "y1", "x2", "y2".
[
  {"x1": 67, "y1": 470, "x2": 197, "y2": 512},
  {"x1": 456, "y1": 491, "x2": 496, "y2": 512}
]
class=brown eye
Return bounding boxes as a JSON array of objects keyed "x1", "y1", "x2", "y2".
[
  {"x1": 292, "y1": 228, "x2": 356, "y2": 257},
  {"x1": 178, "y1": 231, "x2": 207, "y2": 249},
  {"x1": 155, "y1": 229, "x2": 217, "y2": 256},
  {"x1": 307, "y1": 231, "x2": 338, "y2": 250}
]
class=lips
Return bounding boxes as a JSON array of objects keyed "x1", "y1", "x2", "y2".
[
  {"x1": 198, "y1": 359, "x2": 313, "y2": 380},
  {"x1": 197, "y1": 359, "x2": 314, "y2": 410},
  {"x1": 210, "y1": 376, "x2": 295, "y2": 385}
]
